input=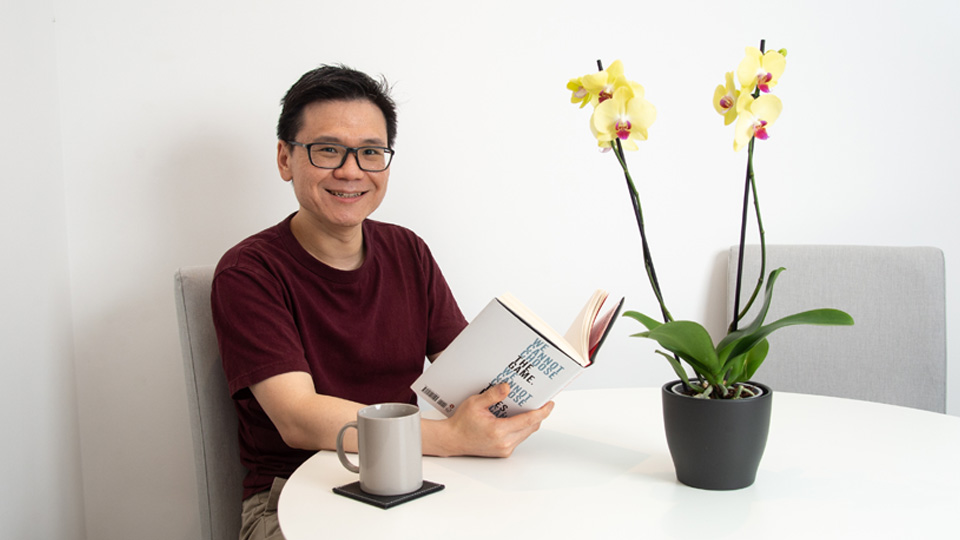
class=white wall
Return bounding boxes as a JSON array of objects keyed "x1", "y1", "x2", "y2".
[
  {"x1": 2, "y1": 0, "x2": 956, "y2": 538},
  {"x1": 1, "y1": 1, "x2": 86, "y2": 538}
]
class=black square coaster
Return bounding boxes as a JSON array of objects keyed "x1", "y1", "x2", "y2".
[{"x1": 332, "y1": 480, "x2": 444, "y2": 509}]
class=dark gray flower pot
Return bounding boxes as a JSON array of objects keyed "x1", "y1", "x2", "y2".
[{"x1": 661, "y1": 380, "x2": 772, "y2": 490}]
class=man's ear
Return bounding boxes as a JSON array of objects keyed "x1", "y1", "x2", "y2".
[{"x1": 277, "y1": 140, "x2": 293, "y2": 182}]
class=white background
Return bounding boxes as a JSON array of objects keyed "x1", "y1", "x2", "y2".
[{"x1": 3, "y1": 1, "x2": 957, "y2": 538}]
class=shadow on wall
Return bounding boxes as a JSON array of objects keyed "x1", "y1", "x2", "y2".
[
  {"x1": 153, "y1": 128, "x2": 292, "y2": 268},
  {"x1": 73, "y1": 123, "x2": 293, "y2": 538}
]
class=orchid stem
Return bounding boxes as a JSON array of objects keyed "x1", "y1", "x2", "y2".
[
  {"x1": 729, "y1": 39, "x2": 769, "y2": 332},
  {"x1": 741, "y1": 156, "x2": 767, "y2": 319},
  {"x1": 729, "y1": 137, "x2": 767, "y2": 330},
  {"x1": 730, "y1": 141, "x2": 752, "y2": 332},
  {"x1": 613, "y1": 139, "x2": 673, "y2": 323},
  {"x1": 595, "y1": 59, "x2": 673, "y2": 324}
]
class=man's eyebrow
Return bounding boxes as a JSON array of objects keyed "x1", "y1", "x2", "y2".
[{"x1": 309, "y1": 135, "x2": 388, "y2": 146}]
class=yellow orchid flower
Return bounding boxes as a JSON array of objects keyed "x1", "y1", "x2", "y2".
[
  {"x1": 567, "y1": 77, "x2": 593, "y2": 108},
  {"x1": 734, "y1": 93, "x2": 782, "y2": 151},
  {"x1": 713, "y1": 71, "x2": 740, "y2": 125},
  {"x1": 591, "y1": 85, "x2": 657, "y2": 151},
  {"x1": 582, "y1": 59, "x2": 626, "y2": 104},
  {"x1": 736, "y1": 47, "x2": 786, "y2": 94},
  {"x1": 622, "y1": 79, "x2": 648, "y2": 99}
]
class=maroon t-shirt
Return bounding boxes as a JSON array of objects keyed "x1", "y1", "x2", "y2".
[{"x1": 211, "y1": 214, "x2": 467, "y2": 499}]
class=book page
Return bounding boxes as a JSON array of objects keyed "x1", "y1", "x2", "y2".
[
  {"x1": 561, "y1": 289, "x2": 609, "y2": 363},
  {"x1": 588, "y1": 297, "x2": 624, "y2": 360}
]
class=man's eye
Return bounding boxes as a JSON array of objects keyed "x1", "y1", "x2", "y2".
[
  {"x1": 315, "y1": 145, "x2": 342, "y2": 155},
  {"x1": 362, "y1": 148, "x2": 385, "y2": 156}
]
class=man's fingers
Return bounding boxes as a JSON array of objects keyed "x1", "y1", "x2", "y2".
[{"x1": 500, "y1": 400, "x2": 555, "y2": 432}]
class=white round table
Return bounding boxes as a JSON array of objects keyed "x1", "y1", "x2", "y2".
[{"x1": 279, "y1": 388, "x2": 960, "y2": 539}]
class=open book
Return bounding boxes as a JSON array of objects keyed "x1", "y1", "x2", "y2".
[{"x1": 412, "y1": 290, "x2": 623, "y2": 418}]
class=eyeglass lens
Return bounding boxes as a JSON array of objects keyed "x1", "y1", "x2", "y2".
[{"x1": 308, "y1": 143, "x2": 392, "y2": 171}]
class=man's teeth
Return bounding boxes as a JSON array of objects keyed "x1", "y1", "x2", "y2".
[{"x1": 331, "y1": 191, "x2": 363, "y2": 198}]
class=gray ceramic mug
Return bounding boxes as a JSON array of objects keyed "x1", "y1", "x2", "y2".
[{"x1": 335, "y1": 403, "x2": 423, "y2": 496}]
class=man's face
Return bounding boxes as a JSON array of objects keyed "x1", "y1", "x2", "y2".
[{"x1": 278, "y1": 99, "x2": 390, "y2": 235}]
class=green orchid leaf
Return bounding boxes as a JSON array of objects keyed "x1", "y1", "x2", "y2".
[
  {"x1": 740, "y1": 337, "x2": 769, "y2": 382},
  {"x1": 622, "y1": 311, "x2": 662, "y2": 331},
  {"x1": 718, "y1": 267, "x2": 786, "y2": 353},
  {"x1": 634, "y1": 329, "x2": 715, "y2": 376},
  {"x1": 642, "y1": 321, "x2": 721, "y2": 376},
  {"x1": 655, "y1": 350, "x2": 690, "y2": 386},
  {"x1": 724, "y1": 353, "x2": 746, "y2": 384},
  {"x1": 718, "y1": 267, "x2": 853, "y2": 374},
  {"x1": 726, "y1": 308, "x2": 854, "y2": 361},
  {"x1": 720, "y1": 337, "x2": 769, "y2": 384},
  {"x1": 626, "y1": 311, "x2": 714, "y2": 378}
]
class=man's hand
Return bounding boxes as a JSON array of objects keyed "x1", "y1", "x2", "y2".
[{"x1": 421, "y1": 383, "x2": 554, "y2": 458}]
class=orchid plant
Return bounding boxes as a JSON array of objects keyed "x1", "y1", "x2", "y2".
[{"x1": 567, "y1": 42, "x2": 854, "y2": 399}]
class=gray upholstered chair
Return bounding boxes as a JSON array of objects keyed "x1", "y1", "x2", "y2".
[
  {"x1": 175, "y1": 266, "x2": 246, "y2": 540},
  {"x1": 726, "y1": 245, "x2": 946, "y2": 412}
]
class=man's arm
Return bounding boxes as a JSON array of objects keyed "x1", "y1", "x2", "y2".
[
  {"x1": 251, "y1": 373, "x2": 553, "y2": 457},
  {"x1": 250, "y1": 371, "x2": 366, "y2": 452}
]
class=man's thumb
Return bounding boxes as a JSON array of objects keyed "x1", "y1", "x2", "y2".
[{"x1": 477, "y1": 382, "x2": 510, "y2": 407}]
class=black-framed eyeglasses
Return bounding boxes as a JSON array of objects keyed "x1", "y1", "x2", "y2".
[{"x1": 286, "y1": 141, "x2": 395, "y2": 172}]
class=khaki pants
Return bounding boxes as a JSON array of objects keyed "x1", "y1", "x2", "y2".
[{"x1": 239, "y1": 477, "x2": 286, "y2": 540}]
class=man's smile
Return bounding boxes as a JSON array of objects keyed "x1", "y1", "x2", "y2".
[{"x1": 328, "y1": 190, "x2": 366, "y2": 199}]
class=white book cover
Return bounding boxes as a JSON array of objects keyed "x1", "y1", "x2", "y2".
[{"x1": 412, "y1": 292, "x2": 621, "y2": 418}]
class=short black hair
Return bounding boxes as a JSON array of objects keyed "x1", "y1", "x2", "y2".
[{"x1": 277, "y1": 64, "x2": 398, "y2": 147}]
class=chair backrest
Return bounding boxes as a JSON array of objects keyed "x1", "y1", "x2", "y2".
[
  {"x1": 174, "y1": 266, "x2": 245, "y2": 540},
  {"x1": 726, "y1": 245, "x2": 946, "y2": 413}
]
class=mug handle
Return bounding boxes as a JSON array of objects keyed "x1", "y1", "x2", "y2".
[{"x1": 336, "y1": 421, "x2": 360, "y2": 473}]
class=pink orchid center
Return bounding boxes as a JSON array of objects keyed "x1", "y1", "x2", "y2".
[
  {"x1": 615, "y1": 119, "x2": 633, "y2": 140},
  {"x1": 719, "y1": 95, "x2": 735, "y2": 111},
  {"x1": 754, "y1": 119, "x2": 770, "y2": 140},
  {"x1": 574, "y1": 87, "x2": 588, "y2": 99},
  {"x1": 757, "y1": 72, "x2": 773, "y2": 93},
  {"x1": 598, "y1": 90, "x2": 613, "y2": 103}
]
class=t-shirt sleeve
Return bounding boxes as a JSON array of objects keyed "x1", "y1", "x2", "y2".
[
  {"x1": 211, "y1": 264, "x2": 311, "y2": 399},
  {"x1": 418, "y1": 240, "x2": 468, "y2": 356}
]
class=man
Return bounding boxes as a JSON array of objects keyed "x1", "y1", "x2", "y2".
[{"x1": 211, "y1": 65, "x2": 553, "y2": 540}]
